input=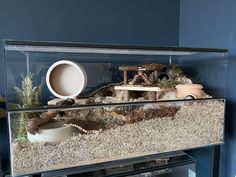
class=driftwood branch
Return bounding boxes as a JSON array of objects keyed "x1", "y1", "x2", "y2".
[
  {"x1": 56, "y1": 98, "x2": 75, "y2": 107},
  {"x1": 26, "y1": 99, "x2": 75, "y2": 135},
  {"x1": 26, "y1": 111, "x2": 57, "y2": 135}
]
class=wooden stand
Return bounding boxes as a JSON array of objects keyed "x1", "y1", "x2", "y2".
[{"x1": 114, "y1": 85, "x2": 162, "y2": 101}]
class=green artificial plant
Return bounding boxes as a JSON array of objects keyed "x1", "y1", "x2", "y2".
[{"x1": 12, "y1": 73, "x2": 41, "y2": 141}]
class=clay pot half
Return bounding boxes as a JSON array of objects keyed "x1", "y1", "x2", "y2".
[{"x1": 175, "y1": 84, "x2": 203, "y2": 99}]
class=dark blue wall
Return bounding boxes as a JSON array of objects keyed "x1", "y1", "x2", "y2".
[
  {"x1": 0, "y1": 0, "x2": 180, "y2": 175},
  {"x1": 0, "y1": 0, "x2": 180, "y2": 95},
  {"x1": 0, "y1": 0, "x2": 180, "y2": 46},
  {"x1": 180, "y1": 0, "x2": 236, "y2": 177}
]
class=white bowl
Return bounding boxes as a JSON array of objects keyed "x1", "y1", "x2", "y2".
[
  {"x1": 46, "y1": 60, "x2": 87, "y2": 99},
  {"x1": 27, "y1": 121, "x2": 73, "y2": 143}
]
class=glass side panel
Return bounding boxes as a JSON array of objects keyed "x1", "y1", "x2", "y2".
[
  {"x1": 3, "y1": 42, "x2": 228, "y2": 110},
  {"x1": 8, "y1": 99, "x2": 224, "y2": 176}
]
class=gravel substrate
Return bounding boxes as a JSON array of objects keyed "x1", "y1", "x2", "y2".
[{"x1": 12, "y1": 100, "x2": 224, "y2": 176}]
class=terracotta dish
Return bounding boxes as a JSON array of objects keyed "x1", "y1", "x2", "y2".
[{"x1": 176, "y1": 84, "x2": 203, "y2": 99}]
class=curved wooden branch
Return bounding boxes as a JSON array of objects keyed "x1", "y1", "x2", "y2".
[{"x1": 26, "y1": 111, "x2": 57, "y2": 135}]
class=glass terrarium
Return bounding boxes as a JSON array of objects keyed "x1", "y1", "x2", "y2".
[{"x1": 3, "y1": 40, "x2": 227, "y2": 176}]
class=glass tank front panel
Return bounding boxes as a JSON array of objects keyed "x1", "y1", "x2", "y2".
[
  {"x1": 9, "y1": 99, "x2": 223, "y2": 176},
  {"x1": 3, "y1": 41, "x2": 227, "y2": 176}
]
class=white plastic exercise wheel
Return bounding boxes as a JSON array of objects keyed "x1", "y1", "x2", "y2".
[{"x1": 46, "y1": 60, "x2": 87, "y2": 99}]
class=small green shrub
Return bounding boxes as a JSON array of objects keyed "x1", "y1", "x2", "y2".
[{"x1": 12, "y1": 74, "x2": 41, "y2": 142}]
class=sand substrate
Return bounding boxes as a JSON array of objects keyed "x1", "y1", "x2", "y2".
[{"x1": 12, "y1": 100, "x2": 224, "y2": 176}]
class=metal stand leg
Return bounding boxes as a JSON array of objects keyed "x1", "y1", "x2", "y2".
[{"x1": 211, "y1": 145, "x2": 220, "y2": 177}]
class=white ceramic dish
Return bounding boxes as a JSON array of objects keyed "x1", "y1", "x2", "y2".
[{"x1": 27, "y1": 121, "x2": 73, "y2": 143}]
